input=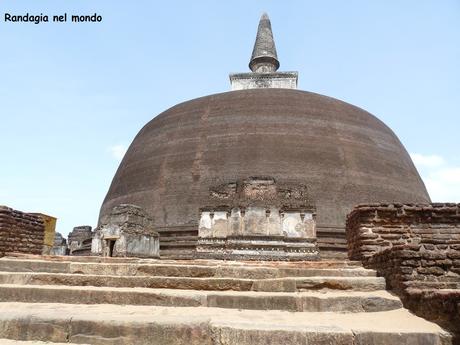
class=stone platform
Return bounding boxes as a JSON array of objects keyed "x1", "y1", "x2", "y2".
[
  {"x1": 0, "y1": 253, "x2": 452, "y2": 344},
  {"x1": 196, "y1": 236, "x2": 319, "y2": 261}
]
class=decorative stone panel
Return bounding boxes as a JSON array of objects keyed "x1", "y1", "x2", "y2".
[{"x1": 197, "y1": 177, "x2": 319, "y2": 260}]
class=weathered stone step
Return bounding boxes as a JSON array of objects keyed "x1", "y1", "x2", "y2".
[
  {"x1": 0, "y1": 340, "x2": 88, "y2": 345},
  {"x1": 317, "y1": 227, "x2": 346, "y2": 235},
  {"x1": 160, "y1": 241, "x2": 197, "y2": 248},
  {"x1": 0, "y1": 302, "x2": 450, "y2": 345},
  {"x1": 0, "y1": 271, "x2": 385, "y2": 292},
  {"x1": 318, "y1": 241, "x2": 348, "y2": 250},
  {"x1": 318, "y1": 250, "x2": 348, "y2": 260},
  {"x1": 2, "y1": 253, "x2": 362, "y2": 268},
  {"x1": 160, "y1": 236, "x2": 198, "y2": 242},
  {"x1": 156, "y1": 225, "x2": 198, "y2": 235},
  {"x1": 318, "y1": 249, "x2": 348, "y2": 258},
  {"x1": 318, "y1": 234, "x2": 347, "y2": 244},
  {"x1": 0, "y1": 284, "x2": 402, "y2": 312},
  {"x1": 0, "y1": 258, "x2": 376, "y2": 278},
  {"x1": 157, "y1": 249, "x2": 196, "y2": 259}
]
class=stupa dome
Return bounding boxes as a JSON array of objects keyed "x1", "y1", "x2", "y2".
[
  {"x1": 99, "y1": 14, "x2": 429, "y2": 256},
  {"x1": 99, "y1": 88, "x2": 429, "y2": 255}
]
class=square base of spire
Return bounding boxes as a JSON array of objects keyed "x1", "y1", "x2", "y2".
[{"x1": 229, "y1": 71, "x2": 298, "y2": 90}]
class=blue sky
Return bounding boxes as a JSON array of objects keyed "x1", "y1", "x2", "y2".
[{"x1": 1, "y1": 1, "x2": 459, "y2": 236}]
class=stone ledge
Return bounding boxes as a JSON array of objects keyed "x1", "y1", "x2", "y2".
[{"x1": 0, "y1": 303, "x2": 450, "y2": 345}]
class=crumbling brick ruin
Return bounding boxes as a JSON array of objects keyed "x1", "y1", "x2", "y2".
[
  {"x1": 0, "y1": 206, "x2": 46, "y2": 257},
  {"x1": 346, "y1": 203, "x2": 460, "y2": 343},
  {"x1": 92, "y1": 204, "x2": 159, "y2": 258},
  {"x1": 50, "y1": 232, "x2": 68, "y2": 256},
  {"x1": 68, "y1": 225, "x2": 93, "y2": 256}
]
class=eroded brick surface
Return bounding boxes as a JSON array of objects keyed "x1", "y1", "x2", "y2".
[
  {"x1": 346, "y1": 203, "x2": 460, "y2": 342},
  {"x1": 0, "y1": 206, "x2": 45, "y2": 257}
]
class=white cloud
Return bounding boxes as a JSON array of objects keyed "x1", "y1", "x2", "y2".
[
  {"x1": 410, "y1": 153, "x2": 445, "y2": 168},
  {"x1": 410, "y1": 153, "x2": 460, "y2": 203},
  {"x1": 108, "y1": 144, "x2": 127, "y2": 161}
]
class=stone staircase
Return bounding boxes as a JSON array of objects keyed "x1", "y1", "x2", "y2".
[{"x1": 0, "y1": 254, "x2": 452, "y2": 344}]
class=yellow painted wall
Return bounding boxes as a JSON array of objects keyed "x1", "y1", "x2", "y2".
[{"x1": 31, "y1": 213, "x2": 57, "y2": 254}]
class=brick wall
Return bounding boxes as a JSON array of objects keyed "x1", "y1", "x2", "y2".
[
  {"x1": 0, "y1": 206, "x2": 45, "y2": 257},
  {"x1": 347, "y1": 203, "x2": 460, "y2": 260},
  {"x1": 346, "y1": 203, "x2": 460, "y2": 343}
]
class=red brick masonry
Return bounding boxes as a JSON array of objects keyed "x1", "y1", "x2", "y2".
[
  {"x1": 0, "y1": 205, "x2": 45, "y2": 257},
  {"x1": 346, "y1": 203, "x2": 460, "y2": 342}
]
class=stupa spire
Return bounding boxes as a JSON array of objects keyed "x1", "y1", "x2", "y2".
[
  {"x1": 249, "y1": 13, "x2": 280, "y2": 73},
  {"x1": 229, "y1": 13, "x2": 297, "y2": 90}
]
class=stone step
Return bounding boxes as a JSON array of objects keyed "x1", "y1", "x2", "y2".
[
  {"x1": 160, "y1": 241, "x2": 198, "y2": 248},
  {"x1": 156, "y1": 225, "x2": 198, "y2": 234},
  {"x1": 318, "y1": 241, "x2": 347, "y2": 249},
  {"x1": 319, "y1": 250, "x2": 348, "y2": 260},
  {"x1": 0, "y1": 284, "x2": 402, "y2": 312},
  {"x1": 0, "y1": 302, "x2": 450, "y2": 345},
  {"x1": 0, "y1": 258, "x2": 376, "y2": 278},
  {"x1": 0, "y1": 340, "x2": 88, "y2": 345},
  {"x1": 157, "y1": 250, "x2": 196, "y2": 259},
  {"x1": 317, "y1": 237, "x2": 347, "y2": 244},
  {"x1": 316, "y1": 225, "x2": 345, "y2": 237},
  {"x1": 2, "y1": 253, "x2": 362, "y2": 268},
  {"x1": 0, "y1": 271, "x2": 386, "y2": 292},
  {"x1": 160, "y1": 236, "x2": 198, "y2": 242}
]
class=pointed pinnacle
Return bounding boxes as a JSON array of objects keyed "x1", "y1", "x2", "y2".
[{"x1": 249, "y1": 13, "x2": 280, "y2": 73}]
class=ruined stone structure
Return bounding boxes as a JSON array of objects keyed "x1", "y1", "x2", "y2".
[
  {"x1": 50, "y1": 232, "x2": 68, "y2": 256},
  {"x1": 0, "y1": 206, "x2": 47, "y2": 257},
  {"x1": 197, "y1": 177, "x2": 319, "y2": 260},
  {"x1": 99, "y1": 12, "x2": 429, "y2": 259},
  {"x1": 347, "y1": 203, "x2": 460, "y2": 342},
  {"x1": 92, "y1": 204, "x2": 159, "y2": 258},
  {"x1": 68, "y1": 225, "x2": 93, "y2": 256}
]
